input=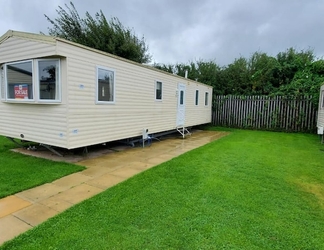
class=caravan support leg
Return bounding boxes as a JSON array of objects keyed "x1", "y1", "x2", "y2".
[
  {"x1": 6, "y1": 137, "x2": 25, "y2": 148},
  {"x1": 40, "y1": 144, "x2": 63, "y2": 157}
]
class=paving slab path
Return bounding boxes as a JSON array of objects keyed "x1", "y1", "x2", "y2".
[{"x1": 0, "y1": 130, "x2": 228, "y2": 245}]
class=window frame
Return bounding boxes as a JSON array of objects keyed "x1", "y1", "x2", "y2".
[
  {"x1": 0, "y1": 65, "x2": 4, "y2": 101},
  {"x1": 195, "y1": 89, "x2": 199, "y2": 106},
  {"x1": 321, "y1": 90, "x2": 324, "y2": 110},
  {"x1": 155, "y1": 80, "x2": 163, "y2": 101},
  {"x1": 36, "y1": 58, "x2": 61, "y2": 103},
  {"x1": 5, "y1": 60, "x2": 35, "y2": 102},
  {"x1": 96, "y1": 66, "x2": 116, "y2": 104},
  {"x1": 2, "y1": 58, "x2": 61, "y2": 103},
  {"x1": 205, "y1": 91, "x2": 209, "y2": 106},
  {"x1": 179, "y1": 89, "x2": 185, "y2": 105}
]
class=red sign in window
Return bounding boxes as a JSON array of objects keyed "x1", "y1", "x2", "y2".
[{"x1": 14, "y1": 84, "x2": 28, "y2": 99}]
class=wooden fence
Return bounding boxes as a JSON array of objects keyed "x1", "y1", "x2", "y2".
[{"x1": 212, "y1": 95, "x2": 317, "y2": 132}]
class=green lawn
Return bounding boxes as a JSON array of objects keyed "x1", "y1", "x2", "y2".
[
  {"x1": 2, "y1": 129, "x2": 324, "y2": 249},
  {"x1": 0, "y1": 136, "x2": 85, "y2": 198}
]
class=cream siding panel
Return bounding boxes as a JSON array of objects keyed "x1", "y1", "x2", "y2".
[
  {"x1": 0, "y1": 37, "x2": 56, "y2": 63},
  {"x1": 57, "y1": 41, "x2": 212, "y2": 149},
  {"x1": 0, "y1": 36, "x2": 69, "y2": 147},
  {"x1": 0, "y1": 105, "x2": 68, "y2": 148},
  {"x1": 184, "y1": 83, "x2": 213, "y2": 127},
  {"x1": 317, "y1": 85, "x2": 324, "y2": 128}
]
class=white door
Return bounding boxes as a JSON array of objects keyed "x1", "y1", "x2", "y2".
[{"x1": 176, "y1": 83, "x2": 186, "y2": 127}]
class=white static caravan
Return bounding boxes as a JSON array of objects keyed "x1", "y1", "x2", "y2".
[
  {"x1": 0, "y1": 30, "x2": 213, "y2": 149},
  {"x1": 317, "y1": 85, "x2": 324, "y2": 136}
]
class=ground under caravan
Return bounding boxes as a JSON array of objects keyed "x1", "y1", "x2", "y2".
[{"x1": 0, "y1": 30, "x2": 213, "y2": 150}]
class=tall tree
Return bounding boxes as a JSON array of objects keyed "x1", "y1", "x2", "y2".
[
  {"x1": 44, "y1": 2, "x2": 151, "y2": 64},
  {"x1": 152, "y1": 63, "x2": 175, "y2": 74},
  {"x1": 248, "y1": 52, "x2": 279, "y2": 95},
  {"x1": 275, "y1": 48, "x2": 315, "y2": 86},
  {"x1": 222, "y1": 57, "x2": 250, "y2": 95}
]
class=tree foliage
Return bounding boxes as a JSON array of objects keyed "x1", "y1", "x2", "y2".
[
  {"x1": 154, "y1": 48, "x2": 324, "y2": 107},
  {"x1": 44, "y1": 2, "x2": 151, "y2": 64}
]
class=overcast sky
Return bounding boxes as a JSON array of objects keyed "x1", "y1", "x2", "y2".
[{"x1": 1, "y1": 0, "x2": 323, "y2": 66}]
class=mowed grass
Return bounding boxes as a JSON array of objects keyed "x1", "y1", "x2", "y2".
[
  {"x1": 0, "y1": 136, "x2": 85, "y2": 198},
  {"x1": 2, "y1": 129, "x2": 324, "y2": 249}
]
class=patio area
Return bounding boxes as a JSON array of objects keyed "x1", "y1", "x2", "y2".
[{"x1": 0, "y1": 130, "x2": 228, "y2": 245}]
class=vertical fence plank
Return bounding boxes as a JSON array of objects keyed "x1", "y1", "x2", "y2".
[{"x1": 212, "y1": 95, "x2": 317, "y2": 132}]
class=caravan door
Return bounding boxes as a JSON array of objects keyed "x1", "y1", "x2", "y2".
[{"x1": 176, "y1": 83, "x2": 186, "y2": 127}]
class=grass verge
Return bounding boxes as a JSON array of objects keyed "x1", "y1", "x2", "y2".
[
  {"x1": 0, "y1": 136, "x2": 85, "y2": 198},
  {"x1": 1, "y1": 129, "x2": 324, "y2": 249}
]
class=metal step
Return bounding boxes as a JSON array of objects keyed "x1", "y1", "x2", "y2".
[{"x1": 176, "y1": 126, "x2": 191, "y2": 139}]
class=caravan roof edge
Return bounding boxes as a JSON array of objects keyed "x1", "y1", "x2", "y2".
[{"x1": 0, "y1": 30, "x2": 213, "y2": 88}]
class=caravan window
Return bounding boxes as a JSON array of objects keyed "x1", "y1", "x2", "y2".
[
  {"x1": 6, "y1": 60, "x2": 34, "y2": 100},
  {"x1": 97, "y1": 67, "x2": 115, "y2": 103},
  {"x1": 180, "y1": 90, "x2": 184, "y2": 105},
  {"x1": 205, "y1": 92, "x2": 209, "y2": 106},
  {"x1": 155, "y1": 81, "x2": 162, "y2": 100},
  {"x1": 195, "y1": 90, "x2": 199, "y2": 105},
  {"x1": 38, "y1": 59, "x2": 60, "y2": 100},
  {"x1": 3, "y1": 59, "x2": 61, "y2": 103}
]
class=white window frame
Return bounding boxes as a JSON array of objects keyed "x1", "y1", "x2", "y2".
[
  {"x1": 0, "y1": 65, "x2": 4, "y2": 101},
  {"x1": 2, "y1": 58, "x2": 61, "y2": 103},
  {"x1": 321, "y1": 90, "x2": 324, "y2": 110},
  {"x1": 205, "y1": 91, "x2": 209, "y2": 106},
  {"x1": 36, "y1": 58, "x2": 61, "y2": 103},
  {"x1": 179, "y1": 89, "x2": 185, "y2": 105},
  {"x1": 5, "y1": 60, "x2": 35, "y2": 102},
  {"x1": 155, "y1": 80, "x2": 163, "y2": 101},
  {"x1": 96, "y1": 66, "x2": 115, "y2": 104},
  {"x1": 195, "y1": 89, "x2": 199, "y2": 106}
]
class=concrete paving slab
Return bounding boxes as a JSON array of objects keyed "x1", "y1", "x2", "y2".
[
  {"x1": 39, "y1": 196, "x2": 74, "y2": 212},
  {"x1": 13, "y1": 203, "x2": 59, "y2": 227},
  {"x1": 15, "y1": 183, "x2": 67, "y2": 203},
  {"x1": 77, "y1": 158, "x2": 125, "y2": 169},
  {"x1": 119, "y1": 153, "x2": 149, "y2": 161},
  {"x1": 133, "y1": 149, "x2": 164, "y2": 159},
  {"x1": 80, "y1": 165, "x2": 122, "y2": 178},
  {"x1": 183, "y1": 145, "x2": 201, "y2": 151},
  {"x1": 0, "y1": 215, "x2": 32, "y2": 245},
  {"x1": 53, "y1": 184, "x2": 103, "y2": 204},
  {"x1": 0, "y1": 196, "x2": 32, "y2": 218},
  {"x1": 86, "y1": 174, "x2": 126, "y2": 190},
  {"x1": 125, "y1": 161, "x2": 154, "y2": 170},
  {"x1": 52, "y1": 172, "x2": 93, "y2": 189},
  {"x1": 109, "y1": 167, "x2": 144, "y2": 179},
  {"x1": 157, "y1": 153, "x2": 177, "y2": 160},
  {"x1": 146, "y1": 157, "x2": 171, "y2": 165},
  {"x1": 107, "y1": 156, "x2": 142, "y2": 164}
]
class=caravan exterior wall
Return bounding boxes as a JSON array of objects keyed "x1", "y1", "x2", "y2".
[
  {"x1": 0, "y1": 31, "x2": 212, "y2": 149},
  {"x1": 0, "y1": 33, "x2": 69, "y2": 148},
  {"x1": 317, "y1": 85, "x2": 324, "y2": 134}
]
